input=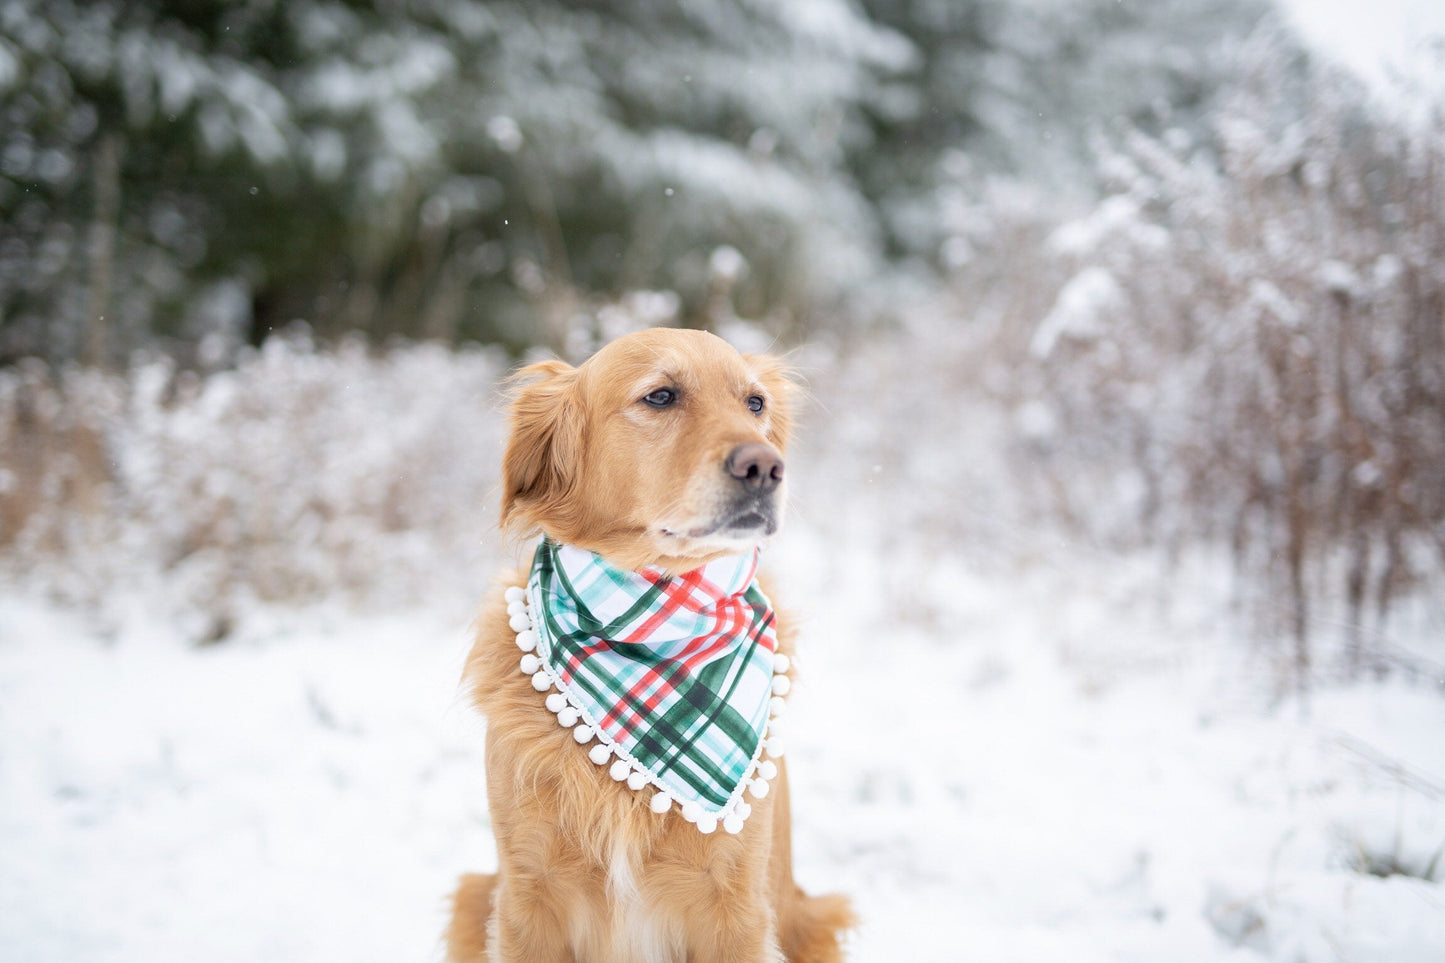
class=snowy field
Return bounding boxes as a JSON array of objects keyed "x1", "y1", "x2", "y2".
[{"x1": 3, "y1": 529, "x2": 1442, "y2": 962}]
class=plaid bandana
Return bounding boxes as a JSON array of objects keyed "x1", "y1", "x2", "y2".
[{"x1": 507, "y1": 539, "x2": 790, "y2": 835}]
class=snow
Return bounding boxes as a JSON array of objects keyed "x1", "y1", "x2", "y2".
[
  {"x1": 1047, "y1": 197, "x2": 1168, "y2": 260},
  {"x1": 1031, "y1": 267, "x2": 1125, "y2": 358},
  {"x1": 3, "y1": 530, "x2": 1441, "y2": 961},
  {"x1": 0, "y1": 595, "x2": 488, "y2": 962},
  {"x1": 0, "y1": 38, "x2": 21, "y2": 92},
  {"x1": 773, "y1": 533, "x2": 1445, "y2": 962}
]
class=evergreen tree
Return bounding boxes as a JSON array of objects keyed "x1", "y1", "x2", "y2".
[
  {"x1": 854, "y1": 0, "x2": 1275, "y2": 262},
  {"x1": 0, "y1": 0, "x2": 910, "y2": 363}
]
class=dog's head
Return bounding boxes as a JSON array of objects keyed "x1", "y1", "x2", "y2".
[{"x1": 500, "y1": 327, "x2": 796, "y2": 573}]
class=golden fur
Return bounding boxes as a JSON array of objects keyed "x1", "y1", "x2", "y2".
[{"x1": 446, "y1": 328, "x2": 853, "y2": 962}]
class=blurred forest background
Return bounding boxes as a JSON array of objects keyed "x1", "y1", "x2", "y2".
[{"x1": 2, "y1": 0, "x2": 1444, "y2": 688}]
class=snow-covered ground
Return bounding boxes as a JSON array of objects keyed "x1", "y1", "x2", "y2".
[{"x1": 3, "y1": 531, "x2": 1441, "y2": 962}]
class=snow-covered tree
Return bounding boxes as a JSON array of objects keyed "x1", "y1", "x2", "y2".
[
  {"x1": 0, "y1": 0, "x2": 911, "y2": 364},
  {"x1": 856, "y1": 0, "x2": 1274, "y2": 264}
]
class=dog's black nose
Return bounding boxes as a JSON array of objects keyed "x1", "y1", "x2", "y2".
[{"x1": 725, "y1": 443, "x2": 784, "y2": 493}]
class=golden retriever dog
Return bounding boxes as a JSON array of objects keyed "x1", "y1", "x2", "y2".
[{"x1": 446, "y1": 327, "x2": 852, "y2": 961}]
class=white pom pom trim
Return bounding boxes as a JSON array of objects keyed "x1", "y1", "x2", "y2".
[{"x1": 510, "y1": 581, "x2": 795, "y2": 838}]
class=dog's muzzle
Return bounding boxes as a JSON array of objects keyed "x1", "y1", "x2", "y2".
[{"x1": 717, "y1": 444, "x2": 785, "y2": 536}]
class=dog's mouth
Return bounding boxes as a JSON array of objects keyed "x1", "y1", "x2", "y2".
[
  {"x1": 659, "y1": 497, "x2": 780, "y2": 543},
  {"x1": 721, "y1": 510, "x2": 772, "y2": 535}
]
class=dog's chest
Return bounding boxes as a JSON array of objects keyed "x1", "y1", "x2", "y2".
[{"x1": 602, "y1": 838, "x2": 680, "y2": 963}]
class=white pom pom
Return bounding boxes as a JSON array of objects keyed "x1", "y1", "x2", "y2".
[
  {"x1": 681, "y1": 801, "x2": 702, "y2": 823},
  {"x1": 765, "y1": 737, "x2": 785, "y2": 757},
  {"x1": 773, "y1": 653, "x2": 790, "y2": 674},
  {"x1": 505, "y1": 586, "x2": 526, "y2": 605},
  {"x1": 749, "y1": 778, "x2": 770, "y2": 799},
  {"x1": 609, "y1": 760, "x2": 630, "y2": 781},
  {"x1": 650, "y1": 791, "x2": 674, "y2": 814},
  {"x1": 545, "y1": 693, "x2": 567, "y2": 713},
  {"x1": 514, "y1": 630, "x2": 537, "y2": 652},
  {"x1": 771, "y1": 674, "x2": 791, "y2": 696},
  {"x1": 509, "y1": 612, "x2": 530, "y2": 633},
  {"x1": 589, "y1": 743, "x2": 612, "y2": 766},
  {"x1": 769, "y1": 696, "x2": 786, "y2": 717},
  {"x1": 696, "y1": 815, "x2": 718, "y2": 835},
  {"x1": 765, "y1": 717, "x2": 785, "y2": 738},
  {"x1": 736, "y1": 802, "x2": 752, "y2": 820},
  {"x1": 573, "y1": 724, "x2": 594, "y2": 744},
  {"x1": 758, "y1": 760, "x2": 778, "y2": 780},
  {"x1": 530, "y1": 671, "x2": 551, "y2": 692},
  {"x1": 723, "y1": 814, "x2": 744, "y2": 835},
  {"x1": 557, "y1": 707, "x2": 579, "y2": 728},
  {"x1": 520, "y1": 653, "x2": 542, "y2": 675},
  {"x1": 507, "y1": 601, "x2": 526, "y2": 620},
  {"x1": 627, "y1": 770, "x2": 648, "y2": 791}
]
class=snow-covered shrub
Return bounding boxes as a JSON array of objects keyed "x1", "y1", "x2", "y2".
[
  {"x1": 2, "y1": 304, "x2": 1041, "y2": 643},
  {"x1": 0, "y1": 333, "x2": 509, "y2": 639},
  {"x1": 999, "y1": 29, "x2": 1445, "y2": 681}
]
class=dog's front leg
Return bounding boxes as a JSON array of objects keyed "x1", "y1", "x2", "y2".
[
  {"x1": 488, "y1": 876, "x2": 578, "y2": 963},
  {"x1": 685, "y1": 917, "x2": 784, "y2": 963}
]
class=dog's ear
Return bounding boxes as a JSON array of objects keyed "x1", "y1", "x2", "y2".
[
  {"x1": 745, "y1": 352, "x2": 800, "y2": 452},
  {"x1": 499, "y1": 359, "x2": 583, "y2": 537}
]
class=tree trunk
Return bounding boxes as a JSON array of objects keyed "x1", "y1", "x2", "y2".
[{"x1": 83, "y1": 133, "x2": 123, "y2": 369}]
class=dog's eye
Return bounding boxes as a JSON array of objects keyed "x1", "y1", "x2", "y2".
[
  {"x1": 642, "y1": 388, "x2": 677, "y2": 408},
  {"x1": 747, "y1": 395, "x2": 765, "y2": 414}
]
